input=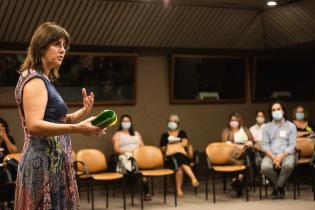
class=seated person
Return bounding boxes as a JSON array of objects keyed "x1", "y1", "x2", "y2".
[
  {"x1": 292, "y1": 105, "x2": 314, "y2": 138},
  {"x1": 112, "y1": 114, "x2": 151, "y2": 200},
  {"x1": 160, "y1": 114, "x2": 199, "y2": 198},
  {"x1": 0, "y1": 118, "x2": 17, "y2": 208},
  {"x1": 0, "y1": 118, "x2": 17, "y2": 162},
  {"x1": 261, "y1": 102, "x2": 296, "y2": 199},
  {"x1": 249, "y1": 110, "x2": 266, "y2": 151},
  {"x1": 222, "y1": 112, "x2": 254, "y2": 197}
]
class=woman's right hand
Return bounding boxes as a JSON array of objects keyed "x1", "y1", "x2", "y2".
[{"x1": 76, "y1": 116, "x2": 107, "y2": 137}]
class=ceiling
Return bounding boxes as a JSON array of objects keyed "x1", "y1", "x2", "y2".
[
  {"x1": 0, "y1": 0, "x2": 314, "y2": 50},
  {"x1": 124, "y1": 0, "x2": 300, "y2": 10}
]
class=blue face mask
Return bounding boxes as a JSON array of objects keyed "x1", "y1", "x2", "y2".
[
  {"x1": 168, "y1": 122, "x2": 178, "y2": 130},
  {"x1": 121, "y1": 122, "x2": 131, "y2": 130},
  {"x1": 296, "y1": 112, "x2": 305, "y2": 120},
  {"x1": 272, "y1": 110, "x2": 283, "y2": 121}
]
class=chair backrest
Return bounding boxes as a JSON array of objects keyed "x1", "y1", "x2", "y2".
[
  {"x1": 133, "y1": 146, "x2": 164, "y2": 169},
  {"x1": 3, "y1": 153, "x2": 22, "y2": 162},
  {"x1": 206, "y1": 142, "x2": 233, "y2": 165},
  {"x1": 296, "y1": 138, "x2": 315, "y2": 158},
  {"x1": 76, "y1": 149, "x2": 107, "y2": 173}
]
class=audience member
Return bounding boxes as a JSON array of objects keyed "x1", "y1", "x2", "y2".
[
  {"x1": 261, "y1": 102, "x2": 296, "y2": 199},
  {"x1": 160, "y1": 114, "x2": 199, "y2": 198}
]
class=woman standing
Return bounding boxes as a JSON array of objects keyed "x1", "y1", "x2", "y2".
[{"x1": 14, "y1": 22, "x2": 106, "y2": 209}]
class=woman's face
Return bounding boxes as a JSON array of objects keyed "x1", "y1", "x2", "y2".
[
  {"x1": 42, "y1": 37, "x2": 66, "y2": 70},
  {"x1": 121, "y1": 117, "x2": 132, "y2": 130},
  {"x1": 256, "y1": 112, "x2": 265, "y2": 124}
]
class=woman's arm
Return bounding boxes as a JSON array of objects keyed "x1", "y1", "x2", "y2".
[
  {"x1": 23, "y1": 79, "x2": 103, "y2": 136},
  {"x1": 297, "y1": 131, "x2": 310, "y2": 138},
  {"x1": 135, "y1": 131, "x2": 144, "y2": 147},
  {"x1": 181, "y1": 138, "x2": 188, "y2": 147},
  {"x1": 112, "y1": 132, "x2": 124, "y2": 154},
  {"x1": 66, "y1": 88, "x2": 94, "y2": 124},
  {"x1": 221, "y1": 128, "x2": 229, "y2": 142}
]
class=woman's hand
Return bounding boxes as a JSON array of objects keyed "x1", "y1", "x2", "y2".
[
  {"x1": 82, "y1": 88, "x2": 94, "y2": 115},
  {"x1": 244, "y1": 141, "x2": 253, "y2": 147},
  {"x1": 76, "y1": 116, "x2": 106, "y2": 137}
]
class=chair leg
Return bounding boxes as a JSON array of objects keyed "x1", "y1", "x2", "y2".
[
  {"x1": 106, "y1": 182, "x2": 109, "y2": 208},
  {"x1": 293, "y1": 169, "x2": 297, "y2": 200},
  {"x1": 87, "y1": 179, "x2": 90, "y2": 203},
  {"x1": 264, "y1": 178, "x2": 268, "y2": 197},
  {"x1": 212, "y1": 172, "x2": 216, "y2": 203},
  {"x1": 297, "y1": 167, "x2": 300, "y2": 197},
  {"x1": 113, "y1": 180, "x2": 116, "y2": 197},
  {"x1": 90, "y1": 179, "x2": 94, "y2": 210},
  {"x1": 151, "y1": 177, "x2": 154, "y2": 196},
  {"x1": 223, "y1": 175, "x2": 227, "y2": 193},
  {"x1": 140, "y1": 175, "x2": 144, "y2": 210},
  {"x1": 259, "y1": 173, "x2": 262, "y2": 200},
  {"x1": 131, "y1": 174, "x2": 134, "y2": 206},
  {"x1": 122, "y1": 177, "x2": 126, "y2": 210},
  {"x1": 163, "y1": 176, "x2": 167, "y2": 204},
  {"x1": 245, "y1": 170, "x2": 249, "y2": 201},
  {"x1": 205, "y1": 169, "x2": 208, "y2": 200},
  {"x1": 173, "y1": 173, "x2": 177, "y2": 207}
]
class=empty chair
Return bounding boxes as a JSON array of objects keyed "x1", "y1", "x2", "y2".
[
  {"x1": 75, "y1": 149, "x2": 126, "y2": 210},
  {"x1": 133, "y1": 145, "x2": 177, "y2": 209},
  {"x1": 295, "y1": 138, "x2": 315, "y2": 197}
]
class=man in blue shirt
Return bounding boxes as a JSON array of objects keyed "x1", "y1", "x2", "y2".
[{"x1": 261, "y1": 102, "x2": 297, "y2": 199}]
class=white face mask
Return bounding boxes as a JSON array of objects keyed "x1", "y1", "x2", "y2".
[
  {"x1": 256, "y1": 116, "x2": 265, "y2": 124},
  {"x1": 272, "y1": 110, "x2": 283, "y2": 121},
  {"x1": 121, "y1": 122, "x2": 131, "y2": 130},
  {"x1": 168, "y1": 122, "x2": 178, "y2": 130}
]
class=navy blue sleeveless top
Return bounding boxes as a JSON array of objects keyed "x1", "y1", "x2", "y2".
[{"x1": 41, "y1": 74, "x2": 68, "y2": 123}]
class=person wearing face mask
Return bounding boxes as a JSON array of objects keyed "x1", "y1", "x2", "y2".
[
  {"x1": 292, "y1": 105, "x2": 314, "y2": 138},
  {"x1": 160, "y1": 114, "x2": 199, "y2": 198},
  {"x1": 261, "y1": 102, "x2": 297, "y2": 199},
  {"x1": 112, "y1": 114, "x2": 151, "y2": 200},
  {"x1": 221, "y1": 112, "x2": 254, "y2": 197},
  {"x1": 0, "y1": 118, "x2": 18, "y2": 163},
  {"x1": 249, "y1": 110, "x2": 266, "y2": 151}
]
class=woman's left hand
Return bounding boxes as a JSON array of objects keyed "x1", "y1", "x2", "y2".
[{"x1": 82, "y1": 88, "x2": 94, "y2": 114}]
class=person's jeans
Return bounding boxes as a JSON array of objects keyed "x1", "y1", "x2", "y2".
[{"x1": 260, "y1": 155, "x2": 295, "y2": 188}]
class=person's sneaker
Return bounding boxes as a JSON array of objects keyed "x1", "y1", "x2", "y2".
[
  {"x1": 278, "y1": 188, "x2": 286, "y2": 199},
  {"x1": 271, "y1": 188, "x2": 279, "y2": 199}
]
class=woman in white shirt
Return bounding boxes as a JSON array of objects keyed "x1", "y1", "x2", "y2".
[
  {"x1": 112, "y1": 114, "x2": 151, "y2": 200},
  {"x1": 249, "y1": 110, "x2": 266, "y2": 151}
]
